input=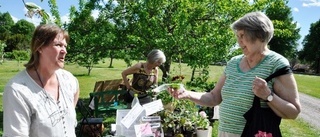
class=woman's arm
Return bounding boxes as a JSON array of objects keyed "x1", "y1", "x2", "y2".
[
  {"x1": 170, "y1": 74, "x2": 225, "y2": 107},
  {"x1": 269, "y1": 74, "x2": 301, "y2": 119},
  {"x1": 253, "y1": 73, "x2": 301, "y2": 119},
  {"x1": 154, "y1": 67, "x2": 159, "y2": 84},
  {"x1": 73, "y1": 77, "x2": 80, "y2": 107},
  {"x1": 73, "y1": 88, "x2": 80, "y2": 107},
  {"x1": 121, "y1": 63, "x2": 141, "y2": 89},
  {"x1": 3, "y1": 87, "x2": 30, "y2": 136}
]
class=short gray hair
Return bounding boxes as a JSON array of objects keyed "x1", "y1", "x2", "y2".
[
  {"x1": 231, "y1": 11, "x2": 274, "y2": 43},
  {"x1": 147, "y1": 49, "x2": 166, "y2": 64}
]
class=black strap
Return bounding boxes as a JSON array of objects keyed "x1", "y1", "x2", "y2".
[
  {"x1": 242, "y1": 66, "x2": 290, "y2": 137},
  {"x1": 253, "y1": 66, "x2": 292, "y2": 106},
  {"x1": 265, "y1": 66, "x2": 292, "y2": 82}
]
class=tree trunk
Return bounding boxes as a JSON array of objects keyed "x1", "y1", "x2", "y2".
[
  {"x1": 87, "y1": 66, "x2": 92, "y2": 76},
  {"x1": 191, "y1": 67, "x2": 196, "y2": 82},
  {"x1": 159, "y1": 61, "x2": 171, "y2": 82},
  {"x1": 87, "y1": 62, "x2": 94, "y2": 76},
  {"x1": 109, "y1": 57, "x2": 114, "y2": 68},
  {"x1": 109, "y1": 53, "x2": 114, "y2": 68},
  {"x1": 317, "y1": 57, "x2": 320, "y2": 74}
]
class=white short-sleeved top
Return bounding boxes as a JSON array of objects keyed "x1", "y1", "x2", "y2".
[{"x1": 3, "y1": 69, "x2": 79, "y2": 137}]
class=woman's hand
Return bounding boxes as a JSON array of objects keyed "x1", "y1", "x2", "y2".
[
  {"x1": 252, "y1": 76, "x2": 272, "y2": 100},
  {"x1": 167, "y1": 85, "x2": 188, "y2": 99}
]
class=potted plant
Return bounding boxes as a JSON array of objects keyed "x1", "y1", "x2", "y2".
[
  {"x1": 159, "y1": 102, "x2": 197, "y2": 137},
  {"x1": 156, "y1": 75, "x2": 202, "y2": 137},
  {"x1": 156, "y1": 87, "x2": 198, "y2": 137},
  {"x1": 195, "y1": 111, "x2": 212, "y2": 137},
  {"x1": 156, "y1": 75, "x2": 185, "y2": 112}
]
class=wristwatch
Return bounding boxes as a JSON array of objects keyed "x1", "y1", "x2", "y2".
[{"x1": 266, "y1": 92, "x2": 274, "y2": 102}]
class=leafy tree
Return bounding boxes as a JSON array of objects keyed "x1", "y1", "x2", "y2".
[
  {"x1": 266, "y1": 0, "x2": 300, "y2": 60},
  {"x1": 11, "y1": 19, "x2": 35, "y2": 35},
  {"x1": 299, "y1": 19, "x2": 320, "y2": 74},
  {"x1": 0, "y1": 41, "x2": 6, "y2": 64},
  {"x1": 67, "y1": 16, "x2": 97, "y2": 75},
  {"x1": 12, "y1": 50, "x2": 29, "y2": 68},
  {"x1": 0, "y1": 12, "x2": 14, "y2": 43},
  {"x1": 100, "y1": 0, "x2": 276, "y2": 81},
  {"x1": 0, "y1": 12, "x2": 35, "y2": 52},
  {"x1": 23, "y1": 0, "x2": 61, "y2": 25},
  {"x1": 8, "y1": 19, "x2": 35, "y2": 51},
  {"x1": 5, "y1": 34, "x2": 26, "y2": 52},
  {"x1": 48, "y1": 0, "x2": 62, "y2": 26},
  {"x1": 0, "y1": 12, "x2": 14, "y2": 33},
  {"x1": 24, "y1": 1, "x2": 51, "y2": 24},
  {"x1": 95, "y1": 5, "x2": 128, "y2": 68},
  {"x1": 66, "y1": 0, "x2": 287, "y2": 80},
  {"x1": 67, "y1": 0, "x2": 113, "y2": 75}
]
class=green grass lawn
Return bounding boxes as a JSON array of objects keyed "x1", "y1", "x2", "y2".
[
  {"x1": 1, "y1": 59, "x2": 320, "y2": 136},
  {"x1": 294, "y1": 74, "x2": 320, "y2": 98}
]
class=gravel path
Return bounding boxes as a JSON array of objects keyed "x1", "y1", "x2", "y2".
[{"x1": 298, "y1": 92, "x2": 320, "y2": 130}]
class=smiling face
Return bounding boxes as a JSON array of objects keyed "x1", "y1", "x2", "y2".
[
  {"x1": 236, "y1": 30, "x2": 262, "y2": 56},
  {"x1": 40, "y1": 33, "x2": 67, "y2": 69}
]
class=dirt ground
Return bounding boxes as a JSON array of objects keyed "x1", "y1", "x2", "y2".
[{"x1": 298, "y1": 93, "x2": 320, "y2": 130}]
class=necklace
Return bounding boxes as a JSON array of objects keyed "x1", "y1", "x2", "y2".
[
  {"x1": 245, "y1": 57, "x2": 252, "y2": 69},
  {"x1": 35, "y1": 67, "x2": 44, "y2": 88},
  {"x1": 35, "y1": 67, "x2": 51, "y2": 100},
  {"x1": 34, "y1": 67, "x2": 68, "y2": 129},
  {"x1": 34, "y1": 67, "x2": 59, "y2": 100}
]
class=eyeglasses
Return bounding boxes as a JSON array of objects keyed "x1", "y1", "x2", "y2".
[{"x1": 236, "y1": 33, "x2": 244, "y2": 39}]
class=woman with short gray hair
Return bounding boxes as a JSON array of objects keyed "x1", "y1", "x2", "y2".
[
  {"x1": 147, "y1": 49, "x2": 166, "y2": 64},
  {"x1": 168, "y1": 11, "x2": 301, "y2": 137},
  {"x1": 122, "y1": 49, "x2": 166, "y2": 108},
  {"x1": 231, "y1": 11, "x2": 274, "y2": 43}
]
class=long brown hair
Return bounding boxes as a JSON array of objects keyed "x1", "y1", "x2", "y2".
[{"x1": 24, "y1": 24, "x2": 69, "y2": 69}]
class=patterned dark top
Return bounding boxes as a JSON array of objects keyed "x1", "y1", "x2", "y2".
[{"x1": 131, "y1": 64, "x2": 156, "y2": 95}]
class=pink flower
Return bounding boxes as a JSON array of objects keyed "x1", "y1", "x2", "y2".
[
  {"x1": 199, "y1": 111, "x2": 207, "y2": 118},
  {"x1": 196, "y1": 111, "x2": 210, "y2": 130},
  {"x1": 254, "y1": 130, "x2": 273, "y2": 137}
]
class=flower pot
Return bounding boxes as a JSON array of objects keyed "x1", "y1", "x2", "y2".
[
  {"x1": 196, "y1": 126, "x2": 212, "y2": 137},
  {"x1": 164, "y1": 128, "x2": 174, "y2": 137},
  {"x1": 183, "y1": 130, "x2": 196, "y2": 137}
]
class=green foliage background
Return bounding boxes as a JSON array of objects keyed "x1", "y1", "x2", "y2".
[{"x1": 0, "y1": 60, "x2": 320, "y2": 136}]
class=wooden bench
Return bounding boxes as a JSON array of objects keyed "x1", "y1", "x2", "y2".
[{"x1": 93, "y1": 79, "x2": 124, "y2": 101}]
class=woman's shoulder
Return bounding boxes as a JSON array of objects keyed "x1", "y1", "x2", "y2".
[
  {"x1": 266, "y1": 51, "x2": 290, "y2": 66},
  {"x1": 131, "y1": 62, "x2": 144, "y2": 68},
  {"x1": 268, "y1": 50, "x2": 284, "y2": 58},
  {"x1": 56, "y1": 69, "x2": 74, "y2": 76},
  {"x1": 6, "y1": 69, "x2": 29, "y2": 85},
  {"x1": 131, "y1": 62, "x2": 144, "y2": 70},
  {"x1": 231, "y1": 54, "x2": 243, "y2": 59},
  {"x1": 56, "y1": 69, "x2": 78, "y2": 81},
  {"x1": 4, "y1": 69, "x2": 35, "y2": 96},
  {"x1": 56, "y1": 69, "x2": 79, "y2": 89}
]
